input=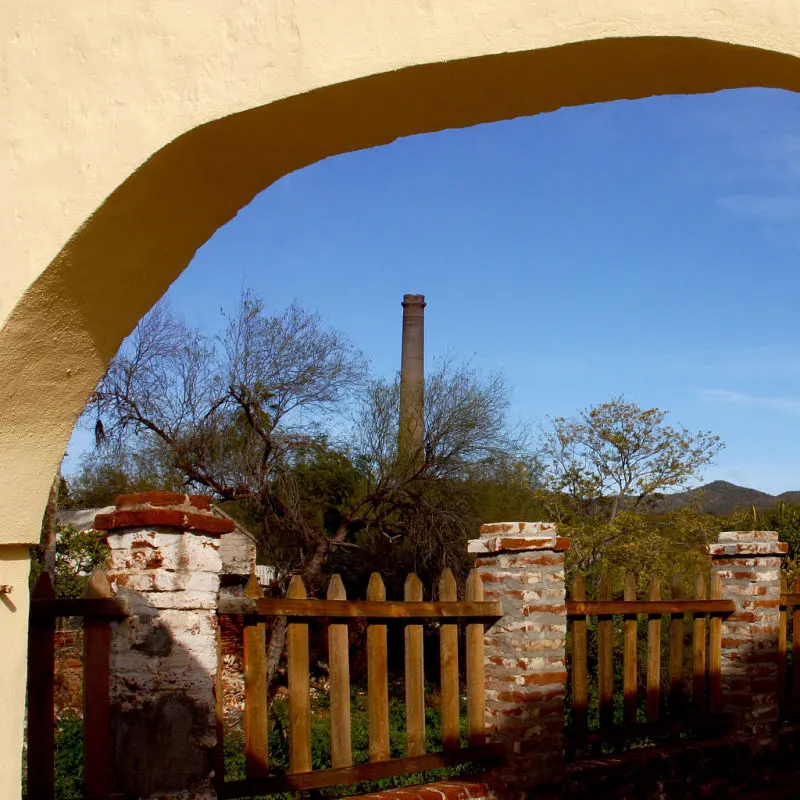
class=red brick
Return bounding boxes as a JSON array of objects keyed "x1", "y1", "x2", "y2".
[
  {"x1": 752, "y1": 599, "x2": 780, "y2": 608},
  {"x1": 554, "y1": 537, "x2": 571, "y2": 551},
  {"x1": 94, "y1": 507, "x2": 234, "y2": 534},
  {"x1": 186, "y1": 512, "x2": 235, "y2": 534},
  {"x1": 114, "y1": 491, "x2": 211, "y2": 510},
  {"x1": 497, "y1": 687, "x2": 564, "y2": 703},
  {"x1": 94, "y1": 508, "x2": 185, "y2": 530},
  {"x1": 517, "y1": 671, "x2": 567, "y2": 686},
  {"x1": 513, "y1": 554, "x2": 563, "y2": 567},
  {"x1": 522, "y1": 604, "x2": 566, "y2": 616},
  {"x1": 496, "y1": 536, "x2": 553, "y2": 550}
]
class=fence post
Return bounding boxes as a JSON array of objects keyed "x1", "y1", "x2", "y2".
[
  {"x1": 27, "y1": 572, "x2": 55, "y2": 800},
  {"x1": 94, "y1": 491, "x2": 232, "y2": 799},
  {"x1": 83, "y1": 569, "x2": 113, "y2": 800},
  {"x1": 469, "y1": 521, "x2": 568, "y2": 794},
  {"x1": 707, "y1": 530, "x2": 787, "y2": 746}
]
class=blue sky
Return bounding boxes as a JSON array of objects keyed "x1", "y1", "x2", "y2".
[{"x1": 67, "y1": 87, "x2": 800, "y2": 494}]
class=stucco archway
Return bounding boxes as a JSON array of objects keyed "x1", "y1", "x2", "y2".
[{"x1": 6, "y1": 2, "x2": 800, "y2": 794}]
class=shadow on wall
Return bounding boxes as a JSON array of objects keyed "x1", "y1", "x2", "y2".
[
  {"x1": 97, "y1": 496, "x2": 231, "y2": 800},
  {"x1": 108, "y1": 585, "x2": 220, "y2": 799}
]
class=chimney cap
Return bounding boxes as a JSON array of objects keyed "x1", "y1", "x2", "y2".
[{"x1": 402, "y1": 293, "x2": 426, "y2": 307}]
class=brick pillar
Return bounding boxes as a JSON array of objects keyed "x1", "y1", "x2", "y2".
[
  {"x1": 707, "y1": 530, "x2": 788, "y2": 745},
  {"x1": 468, "y1": 522, "x2": 569, "y2": 796},
  {"x1": 95, "y1": 492, "x2": 234, "y2": 800}
]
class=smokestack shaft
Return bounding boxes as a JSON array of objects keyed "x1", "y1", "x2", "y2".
[{"x1": 399, "y1": 294, "x2": 425, "y2": 462}]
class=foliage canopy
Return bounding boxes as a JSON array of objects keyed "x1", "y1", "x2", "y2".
[{"x1": 541, "y1": 396, "x2": 724, "y2": 524}]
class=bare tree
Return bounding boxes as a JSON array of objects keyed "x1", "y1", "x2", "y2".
[
  {"x1": 343, "y1": 359, "x2": 530, "y2": 578},
  {"x1": 85, "y1": 295, "x2": 529, "y2": 690},
  {"x1": 88, "y1": 291, "x2": 367, "y2": 685}
]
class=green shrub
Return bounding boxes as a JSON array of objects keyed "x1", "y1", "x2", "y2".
[{"x1": 53, "y1": 712, "x2": 83, "y2": 800}]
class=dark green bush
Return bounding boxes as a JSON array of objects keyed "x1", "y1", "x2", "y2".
[{"x1": 53, "y1": 712, "x2": 83, "y2": 800}]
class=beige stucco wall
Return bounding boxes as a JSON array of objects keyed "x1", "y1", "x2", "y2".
[
  {"x1": 4, "y1": 0, "x2": 800, "y2": 795},
  {"x1": 0, "y1": 548, "x2": 30, "y2": 799},
  {"x1": 5, "y1": 1, "x2": 800, "y2": 547}
]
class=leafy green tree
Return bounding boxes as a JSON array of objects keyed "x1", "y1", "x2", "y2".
[
  {"x1": 66, "y1": 450, "x2": 186, "y2": 508},
  {"x1": 565, "y1": 506, "x2": 718, "y2": 593},
  {"x1": 726, "y1": 501, "x2": 800, "y2": 579},
  {"x1": 30, "y1": 524, "x2": 110, "y2": 599},
  {"x1": 464, "y1": 454, "x2": 547, "y2": 526},
  {"x1": 541, "y1": 396, "x2": 724, "y2": 524}
]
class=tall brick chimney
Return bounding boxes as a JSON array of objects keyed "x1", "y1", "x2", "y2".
[{"x1": 399, "y1": 293, "x2": 425, "y2": 464}]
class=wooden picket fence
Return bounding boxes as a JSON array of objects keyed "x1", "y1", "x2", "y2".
[
  {"x1": 216, "y1": 569, "x2": 504, "y2": 798},
  {"x1": 26, "y1": 570, "x2": 128, "y2": 800},
  {"x1": 566, "y1": 572, "x2": 736, "y2": 747}
]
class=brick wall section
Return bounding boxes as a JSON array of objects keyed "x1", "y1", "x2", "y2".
[
  {"x1": 218, "y1": 602, "x2": 246, "y2": 727},
  {"x1": 96, "y1": 491, "x2": 234, "y2": 800},
  {"x1": 54, "y1": 627, "x2": 84, "y2": 717},
  {"x1": 707, "y1": 530, "x2": 788, "y2": 745},
  {"x1": 468, "y1": 522, "x2": 568, "y2": 793}
]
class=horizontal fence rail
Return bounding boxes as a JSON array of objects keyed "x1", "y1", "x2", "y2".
[
  {"x1": 567, "y1": 600, "x2": 735, "y2": 616},
  {"x1": 218, "y1": 568, "x2": 502, "y2": 798},
  {"x1": 29, "y1": 596, "x2": 128, "y2": 620},
  {"x1": 218, "y1": 596, "x2": 503, "y2": 620},
  {"x1": 566, "y1": 571, "x2": 734, "y2": 749},
  {"x1": 221, "y1": 745, "x2": 506, "y2": 797},
  {"x1": 27, "y1": 570, "x2": 126, "y2": 800}
]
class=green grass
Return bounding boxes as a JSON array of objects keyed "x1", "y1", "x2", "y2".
[
  {"x1": 222, "y1": 690, "x2": 477, "y2": 798},
  {"x1": 46, "y1": 690, "x2": 479, "y2": 799}
]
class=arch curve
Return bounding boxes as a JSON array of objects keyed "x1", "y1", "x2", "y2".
[
  {"x1": 7, "y1": 4, "x2": 800, "y2": 794},
  {"x1": 5, "y1": 34, "x2": 800, "y2": 543}
]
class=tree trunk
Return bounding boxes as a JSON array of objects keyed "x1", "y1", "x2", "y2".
[
  {"x1": 40, "y1": 472, "x2": 60, "y2": 578},
  {"x1": 264, "y1": 525, "x2": 349, "y2": 698},
  {"x1": 265, "y1": 616, "x2": 288, "y2": 700}
]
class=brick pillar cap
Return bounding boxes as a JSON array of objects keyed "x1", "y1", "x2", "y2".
[
  {"x1": 718, "y1": 530, "x2": 779, "y2": 542},
  {"x1": 707, "y1": 530, "x2": 788, "y2": 558},
  {"x1": 469, "y1": 522, "x2": 569, "y2": 553},
  {"x1": 114, "y1": 491, "x2": 211, "y2": 510},
  {"x1": 93, "y1": 491, "x2": 234, "y2": 535}
]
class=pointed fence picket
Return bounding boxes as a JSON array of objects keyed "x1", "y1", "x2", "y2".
[
  {"x1": 404, "y1": 574, "x2": 425, "y2": 758},
  {"x1": 286, "y1": 575, "x2": 312, "y2": 774},
  {"x1": 243, "y1": 573, "x2": 268, "y2": 778},
  {"x1": 328, "y1": 575, "x2": 352, "y2": 768},
  {"x1": 218, "y1": 568, "x2": 504, "y2": 798},
  {"x1": 566, "y1": 570, "x2": 735, "y2": 748}
]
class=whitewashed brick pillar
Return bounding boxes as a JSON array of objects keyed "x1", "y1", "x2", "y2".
[
  {"x1": 468, "y1": 522, "x2": 569, "y2": 795},
  {"x1": 95, "y1": 491, "x2": 234, "y2": 800},
  {"x1": 707, "y1": 530, "x2": 788, "y2": 746}
]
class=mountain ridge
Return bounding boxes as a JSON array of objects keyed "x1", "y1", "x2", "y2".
[{"x1": 651, "y1": 480, "x2": 798, "y2": 516}]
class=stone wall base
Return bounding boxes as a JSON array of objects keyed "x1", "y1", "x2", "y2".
[
  {"x1": 341, "y1": 780, "x2": 495, "y2": 799},
  {"x1": 556, "y1": 726, "x2": 800, "y2": 799}
]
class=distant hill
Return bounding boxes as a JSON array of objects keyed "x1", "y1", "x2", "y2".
[{"x1": 652, "y1": 480, "x2": 793, "y2": 516}]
